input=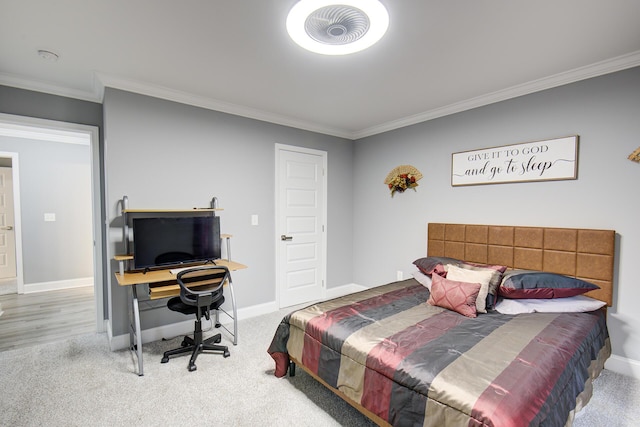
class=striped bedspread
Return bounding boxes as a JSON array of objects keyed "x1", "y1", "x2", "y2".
[{"x1": 268, "y1": 279, "x2": 610, "y2": 427}]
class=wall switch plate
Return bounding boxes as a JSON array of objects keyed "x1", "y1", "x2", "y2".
[
  {"x1": 251, "y1": 214, "x2": 259, "y2": 226},
  {"x1": 44, "y1": 213, "x2": 56, "y2": 222}
]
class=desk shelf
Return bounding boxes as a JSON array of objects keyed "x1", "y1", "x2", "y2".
[{"x1": 117, "y1": 195, "x2": 234, "y2": 272}]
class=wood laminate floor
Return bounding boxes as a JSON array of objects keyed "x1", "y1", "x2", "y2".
[{"x1": 0, "y1": 286, "x2": 95, "y2": 352}]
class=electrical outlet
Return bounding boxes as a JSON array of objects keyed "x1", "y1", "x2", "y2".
[
  {"x1": 44, "y1": 213, "x2": 56, "y2": 222},
  {"x1": 396, "y1": 270, "x2": 403, "y2": 281},
  {"x1": 251, "y1": 214, "x2": 259, "y2": 226}
]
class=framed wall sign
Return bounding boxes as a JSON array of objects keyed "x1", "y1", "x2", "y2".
[{"x1": 451, "y1": 135, "x2": 578, "y2": 186}]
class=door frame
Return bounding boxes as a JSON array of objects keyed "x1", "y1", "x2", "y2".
[
  {"x1": 0, "y1": 153, "x2": 22, "y2": 284},
  {"x1": 274, "y1": 143, "x2": 328, "y2": 308},
  {"x1": 0, "y1": 113, "x2": 104, "y2": 333}
]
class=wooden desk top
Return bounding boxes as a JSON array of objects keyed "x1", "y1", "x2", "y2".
[{"x1": 114, "y1": 259, "x2": 247, "y2": 286}]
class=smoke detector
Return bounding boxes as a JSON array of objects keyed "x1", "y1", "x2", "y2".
[
  {"x1": 37, "y1": 49, "x2": 60, "y2": 62},
  {"x1": 286, "y1": 0, "x2": 389, "y2": 55}
]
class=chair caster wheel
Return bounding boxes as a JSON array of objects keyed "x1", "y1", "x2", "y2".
[
  {"x1": 161, "y1": 356, "x2": 169, "y2": 364},
  {"x1": 223, "y1": 350, "x2": 230, "y2": 358},
  {"x1": 214, "y1": 335, "x2": 221, "y2": 344},
  {"x1": 188, "y1": 364, "x2": 197, "y2": 372},
  {"x1": 215, "y1": 323, "x2": 221, "y2": 328},
  {"x1": 181, "y1": 340, "x2": 189, "y2": 347}
]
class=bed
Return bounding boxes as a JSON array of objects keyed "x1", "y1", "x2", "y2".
[{"x1": 268, "y1": 223, "x2": 615, "y2": 426}]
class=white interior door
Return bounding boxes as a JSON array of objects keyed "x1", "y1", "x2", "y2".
[
  {"x1": 0, "y1": 166, "x2": 17, "y2": 279},
  {"x1": 276, "y1": 144, "x2": 327, "y2": 308}
]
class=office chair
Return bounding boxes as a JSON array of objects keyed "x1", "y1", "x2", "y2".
[{"x1": 161, "y1": 266, "x2": 231, "y2": 371}]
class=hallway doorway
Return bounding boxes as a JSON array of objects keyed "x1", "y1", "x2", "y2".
[{"x1": 0, "y1": 113, "x2": 104, "y2": 335}]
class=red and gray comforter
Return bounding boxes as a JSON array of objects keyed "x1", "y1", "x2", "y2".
[{"x1": 268, "y1": 279, "x2": 610, "y2": 427}]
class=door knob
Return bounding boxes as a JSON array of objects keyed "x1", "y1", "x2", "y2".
[{"x1": 280, "y1": 235, "x2": 293, "y2": 241}]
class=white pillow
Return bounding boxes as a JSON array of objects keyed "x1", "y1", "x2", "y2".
[
  {"x1": 445, "y1": 264, "x2": 495, "y2": 313},
  {"x1": 412, "y1": 270, "x2": 432, "y2": 291},
  {"x1": 495, "y1": 295, "x2": 606, "y2": 315}
]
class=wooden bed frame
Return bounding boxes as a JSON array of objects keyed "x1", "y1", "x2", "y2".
[{"x1": 288, "y1": 223, "x2": 616, "y2": 426}]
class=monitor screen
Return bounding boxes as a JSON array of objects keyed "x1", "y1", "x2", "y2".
[{"x1": 132, "y1": 216, "x2": 221, "y2": 271}]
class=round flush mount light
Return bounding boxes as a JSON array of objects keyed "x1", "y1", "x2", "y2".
[{"x1": 286, "y1": 0, "x2": 389, "y2": 55}]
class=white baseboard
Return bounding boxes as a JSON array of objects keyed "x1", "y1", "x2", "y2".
[
  {"x1": 105, "y1": 320, "x2": 115, "y2": 350},
  {"x1": 231, "y1": 300, "x2": 279, "y2": 319},
  {"x1": 605, "y1": 354, "x2": 640, "y2": 380},
  {"x1": 326, "y1": 283, "x2": 367, "y2": 299},
  {"x1": 24, "y1": 277, "x2": 93, "y2": 293}
]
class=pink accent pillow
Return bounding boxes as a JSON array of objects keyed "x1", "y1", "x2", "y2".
[{"x1": 427, "y1": 274, "x2": 482, "y2": 318}]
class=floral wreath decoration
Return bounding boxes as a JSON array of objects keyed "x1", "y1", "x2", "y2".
[{"x1": 384, "y1": 165, "x2": 423, "y2": 196}]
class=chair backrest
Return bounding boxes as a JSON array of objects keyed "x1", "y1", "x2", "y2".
[{"x1": 176, "y1": 266, "x2": 230, "y2": 308}]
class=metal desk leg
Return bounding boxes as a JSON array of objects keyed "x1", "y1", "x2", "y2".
[
  {"x1": 228, "y1": 280, "x2": 238, "y2": 345},
  {"x1": 131, "y1": 285, "x2": 144, "y2": 376}
]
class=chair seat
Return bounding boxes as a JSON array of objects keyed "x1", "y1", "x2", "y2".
[{"x1": 167, "y1": 295, "x2": 225, "y2": 316}]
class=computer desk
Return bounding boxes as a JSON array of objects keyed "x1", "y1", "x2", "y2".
[{"x1": 114, "y1": 259, "x2": 247, "y2": 376}]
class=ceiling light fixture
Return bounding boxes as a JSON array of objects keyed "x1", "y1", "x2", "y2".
[{"x1": 286, "y1": 0, "x2": 389, "y2": 55}]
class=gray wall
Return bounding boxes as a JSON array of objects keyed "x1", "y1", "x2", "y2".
[
  {"x1": 352, "y1": 66, "x2": 640, "y2": 363},
  {"x1": 0, "y1": 136, "x2": 93, "y2": 283},
  {"x1": 103, "y1": 88, "x2": 354, "y2": 336},
  {"x1": 0, "y1": 86, "x2": 103, "y2": 128}
]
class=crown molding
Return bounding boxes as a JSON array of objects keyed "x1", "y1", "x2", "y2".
[
  {"x1": 94, "y1": 73, "x2": 354, "y2": 140},
  {"x1": 0, "y1": 72, "x2": 100, "y2": 103},
  {"x1": 352, "y1": 50, "x2": 640, "y2": 140},
  {"x1": 0, "y1": 122, "x2": 90, "y2": 145}
]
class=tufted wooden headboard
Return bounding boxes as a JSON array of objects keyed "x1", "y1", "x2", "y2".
[{"x1": 427, "y1": 223, "x2": 616, "y2": 306}]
